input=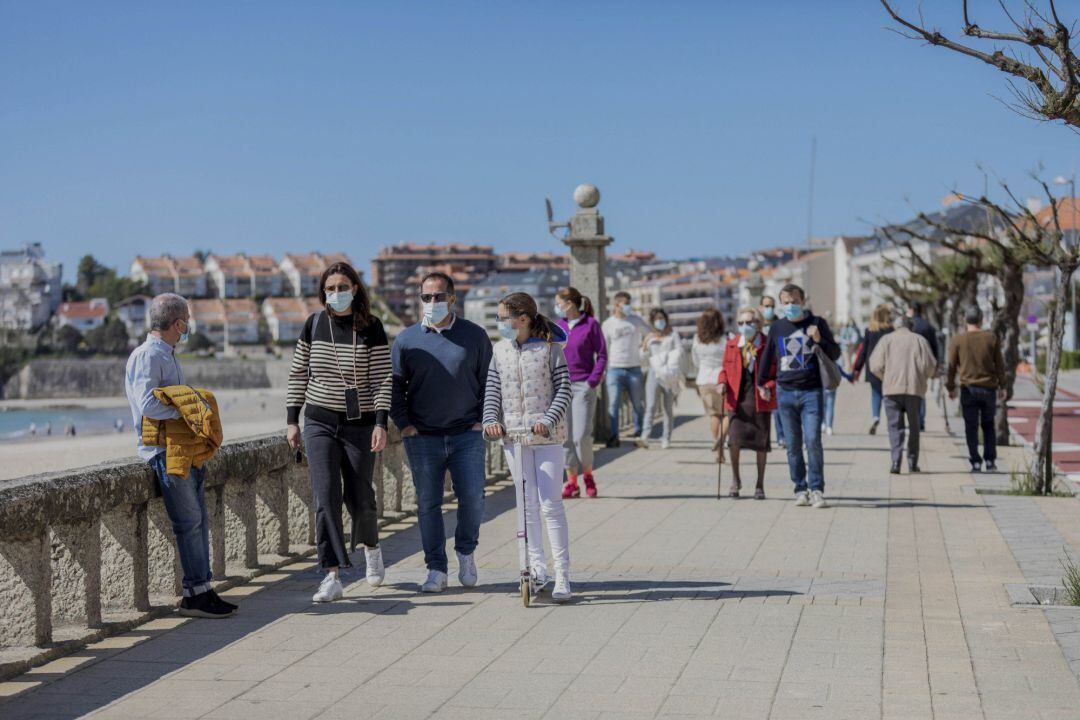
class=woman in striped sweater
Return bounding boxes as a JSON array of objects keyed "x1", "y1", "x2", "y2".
[
  {"x1": 286, "y1": 262, "x2": 392, "y2": 603},
  {"x1": 482, "y1": 292, "x2": 574, "y2": 602}
]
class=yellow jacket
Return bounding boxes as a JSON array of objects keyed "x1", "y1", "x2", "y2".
[{"x1": 141, "y1": 385, "x2": 224, "y2": 478}]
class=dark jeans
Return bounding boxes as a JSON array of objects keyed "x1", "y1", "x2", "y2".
[
  {"x1": 884, "y1": 394, "x2": 921, "y2": 467},
  {"x1": 403, "y1": 430, "x2": 486, "y2": 573},
  {"x1": 150, "y1": 454, "x2": 212, "y2": 597},
  {"x1": 960, "y1": 385, "x2": 997, "y2": 464},
  {"x1": 776, "y1": 387, "x2": 825, "y2": 493},
  {"x1": 303, "y1": 415, "x2": 379, "y2": 569}
]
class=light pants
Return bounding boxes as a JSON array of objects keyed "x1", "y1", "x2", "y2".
[
  {"x1": 504, "y1": 443, "x2": 570, "y2": 576},
  {"x1": 564, "y1": 381, "x2": 597, "y2": 474},
  {"x1": 643, "y1": 372, "x2": 675, "y2": 441}
]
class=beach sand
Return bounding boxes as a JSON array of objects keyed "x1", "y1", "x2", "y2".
[{"x1": 0, "y1": 389, "x2": 289, "y2": 481}]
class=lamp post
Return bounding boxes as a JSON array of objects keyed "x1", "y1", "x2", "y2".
[{"x1": 1055, "y1": 175, "x2": 1077, "y2": 353}]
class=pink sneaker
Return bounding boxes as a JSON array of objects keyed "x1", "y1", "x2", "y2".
[{"x1": 583, "y1": 473, "x2": 597, "y2": 498}]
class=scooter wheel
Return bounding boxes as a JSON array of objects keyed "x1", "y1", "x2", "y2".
[{"x1": 520, "y1": 577, "x2": 531, "y2": 607}]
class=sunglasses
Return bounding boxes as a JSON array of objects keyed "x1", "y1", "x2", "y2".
[{"x1": 419, "y1": 292, "x2": 451, "y2": 303}]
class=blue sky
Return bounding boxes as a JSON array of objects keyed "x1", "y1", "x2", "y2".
[{"x1": 1, "y1": 1, "x2": 1075, "y2": 282}]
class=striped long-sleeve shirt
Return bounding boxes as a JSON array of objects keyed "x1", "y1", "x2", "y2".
[
  {"x1": 287, "y1": 311, "x2": 392, "y2": 427},
  {"x1": 483, "y1": 340, "x2": 571, "y2": 430}
]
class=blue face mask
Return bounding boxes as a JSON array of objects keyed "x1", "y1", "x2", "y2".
[
  {"x1": 423, "y1": 301, "x2": 450, "y2": 325},
  {"x1": 553, "y1": 303, "x2": 566, "y2": 318},
  {"x1": 326, "y1": 291, "x2": 353, "y2": 313},
  {"x1": 177, "y1": 321, "x2": 190, "y2": 344},
  {"x1": 762, "y1": 307, "x2": 775, "y2": 321},
  {"x1": 497, "y1": 319, "x2": 516, "y2": 340},
  {"x1": 783, "y1": 304, "x2": 802, "y2": 320},
  {"x1": 739, "y1": 323, "x2": 756, "y2": 338},
  {"x1": 654, "y1": 318, "x2": 666, "y2": 331}
]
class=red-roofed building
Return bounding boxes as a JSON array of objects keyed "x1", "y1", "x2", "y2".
[
  {"x1": 205, "y1": 253, "x2": 287, "y2": 298},
  {"x1": 280, "y1": 252, "x2": 353, "y2": 298},
  {"x1": 262, "y1": 296, "x2": 323, "y2": 342},
  {"x1": 130, "y1": 255, "x2": 208, "y2": 298},
  {"x1": 55, "y1": 298, "x2": 109, "y2": 333},
  {"x1": 189, "y1": 298, "x2": 261, "y2": 346}
]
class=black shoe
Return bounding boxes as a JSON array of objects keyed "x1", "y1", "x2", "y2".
[
  {"x1": 909, "y1": 463, "x2": 920, "y2": 473},
  {"x1": 985, "y1": 461, "x2": 997, "y2": 472},
  {"x1": 890, "y1": 461, "x2": 901, "y2": 474},
  {"x1": 179, "y1": 591, "x2": 234, "y2": 619},
  {"x1": 869, "y1": 420, "x2": 879, "y2": 436},
  {"x1": 605, "y1": 438, "x2": 621, "y2": 449},
  {"x1": 971, "y1": 461, "x2": 982, "y2": 473},
  {"x1": 209, "y1": 589, "x2": 238, "y2": 612},
  {"x1": 919, "y1": 424, "x2": 925, "y2": 432}
]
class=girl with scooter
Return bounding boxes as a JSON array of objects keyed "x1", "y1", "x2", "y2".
[{"x1": 483, "y1": 292, "x2": 573, "y2": 603}]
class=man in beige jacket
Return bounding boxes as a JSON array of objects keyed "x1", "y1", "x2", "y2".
[{"x1": 869, "y1": 314, "x2": 937, "y2": 474}]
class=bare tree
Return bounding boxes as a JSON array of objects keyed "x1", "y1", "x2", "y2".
[{"x1": 881, "y1": 0, "x2": 1080, "y2": 127}]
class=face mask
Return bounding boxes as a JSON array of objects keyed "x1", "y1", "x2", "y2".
[
  {"x1": 739, "y1": 323, "x2": 756, "y2": 339},
  {"x1": 497, "y1": 319, "x2": 516, "y2": 340},
  {"x1": 326, "y1": 291, "x2": 353, "y2": 313},
  {"x1": 762, "y1": 307, "x2": 775, "y2": 321},
  {"x1": 783, "y1": 304, "x2": 802, "y2": 320},
  {"x1": 423, "y1": 301, "x2": 449, "y2": 325},
  {"x1": 654, "y1": 319, "x2": 667, "y2": 331},
  {"x1": 177, "y1": 322, "x2": 189, "y2": 344},
  {"x1": 553, "y1": 304, "x2": 566, "y2": 318}
]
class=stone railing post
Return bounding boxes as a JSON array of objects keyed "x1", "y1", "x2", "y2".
[
  {"x1": 0, "y1": 529, "x2": 51, "y2": 647},
  {"x1": 50, "y1": 518, "x2": 103, "y2": 628},
  {"x1": 100, "y1": 503, "x2": 149, "y2": 613}
]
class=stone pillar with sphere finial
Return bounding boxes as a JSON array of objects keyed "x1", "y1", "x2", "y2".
[{"x1": 560, "y1": 184, "x2": 615, "y2": 442}]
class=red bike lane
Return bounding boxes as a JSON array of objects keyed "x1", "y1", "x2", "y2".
[{"x1": 1007, "y1": 383, "x2": 1080, "y2": 476}]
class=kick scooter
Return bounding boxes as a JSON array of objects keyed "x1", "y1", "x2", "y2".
[{"x1": 503, "y1": 426, "x2": 538, "y2": 607}]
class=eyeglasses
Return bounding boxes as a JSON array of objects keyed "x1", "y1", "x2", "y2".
[
  {"x1": 325, "y1": 284, "x2": 352, "y2": 293},
  {"x1": 419, "y1": 292, "x2": 450, "y2": 303}
]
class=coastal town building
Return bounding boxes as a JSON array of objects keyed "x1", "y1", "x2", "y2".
[
  {"x1": 204, "y1": 253, "x2": 286, "y2": 299},
  {"x1": 115, "y1": 295, "x2": 152, "y2": 339},
  {"x1": 262, "y1": 296, "x2": 323, "y2": 342},
  {"x1": 279, "y1": 252, "x2": 351, "y2": 298},
  {"x1": 462, "y1": 268, "x2": 570, "y2": 332},
  {"x1": 371, "y1": 243, "x2": 497, "y2": 322},
  {"x1": 188, "y1": 298, "x2": 260, "y2": 346},
  {"x1": 55, "y1": 299, "x2": 109, "y2": 333},
  {"x1": 130, "y1": 255, "x2": 208, "y2": 298},
  {"x1": 0, "y1": 243, "x2": 62, "y2": 331}
]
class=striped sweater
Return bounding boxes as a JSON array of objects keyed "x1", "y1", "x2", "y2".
[
  {"x1": 287, "y1": 311, "x2": 392, "y2": 427},
  {"x1": 482, "y1": 338, "x2": 571, "y2": 433}
]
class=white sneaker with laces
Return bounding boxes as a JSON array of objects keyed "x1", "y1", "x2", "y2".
[
  {"x1": 661, "y1": 438, "x2": 671, "y2": 449},
  {"x1": 420, "y1": 569, "x2": 448, "y2": 593},
  {"x1": 810, "y1": 490, "x2": 828, "y2": 509},
  {"x1": 457, "y1": 551, "x2": 477, "y2": 588},
  {"x1": 312, "y1": 573, "x2": 343, "y2": 603},
  {"x1": 794, "y1": 491, "x2": 810, "y2": 507},
  {"x1": 531, "y1": 564, "x2": 549, "y2": 594},
  {"x1": 552, "y1": 573, "x2": 572, "y2": 603},
  {"x1": 364, "y1": 546, "x2": 385, "y2": 587}
]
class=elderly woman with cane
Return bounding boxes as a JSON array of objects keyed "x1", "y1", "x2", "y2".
[{"x1": 717, "y1": 307, "x2": 776, "y2": 499}]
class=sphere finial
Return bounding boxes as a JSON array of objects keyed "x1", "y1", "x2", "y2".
[{"x1": 573, "y1": 184, "x2": 600, "y2": 208}]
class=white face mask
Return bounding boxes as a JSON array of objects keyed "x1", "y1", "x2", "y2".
[
  {"x1": 423, "y1": 301, "x2": 450, "y2": 325},
  {"x1": 326, "y1": 290, "x2": 353, "y2": 313},
  {"x1": 497, "y1": 319, "x2": 516, "y2": 339}
]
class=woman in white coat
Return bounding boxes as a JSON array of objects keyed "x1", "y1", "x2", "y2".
[{"x1": 640, "y1": 308, "x2": 683, "y2": 449}]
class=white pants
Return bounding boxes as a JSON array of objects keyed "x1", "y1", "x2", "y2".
[{"x1": 504, "y1": 443, "x2": 570, "y2": 575}]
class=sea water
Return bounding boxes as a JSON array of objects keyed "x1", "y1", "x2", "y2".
[{"x1": 0, "y1": 406, "x2": 131, "y2": 441}]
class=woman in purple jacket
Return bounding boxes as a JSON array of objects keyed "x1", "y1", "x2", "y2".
[{"x1": 554, "y1": 287, "x2": 608, "y2": 498}]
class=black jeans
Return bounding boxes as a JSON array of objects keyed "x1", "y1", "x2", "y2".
[
  {"x1": 303, "y1": 411, "x2": 379, "y2": 569},
  {"x1": 884, "y1": 394, "x2": 921, "y2": 467},
  {"x1": 960, "y1": 385, "x2": 997, "y2": 464}
]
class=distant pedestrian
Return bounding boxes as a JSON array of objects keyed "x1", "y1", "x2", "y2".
[
  {"x1": 757, "y1": 283, "x2": 841, "y2": 509},
  {"x1": 44, "y1": 421, "x2": 52, "y2": 436},
  {"x1": 946, "y1": 305, "x2": 1006, "y2": 473},
  {"x1": 286, "y1": 261, "x2": 391, "y2": 603},
  {"x1": 838, "y1": 319, "x2": 862, "y2": 370},
  {"x1": 640, "y1": 308, "x2": 683, "y2": 449},
  {"x1": 852, "y1": 304, "x2": 894, "y2": 436},
  {"x1": 907, "y1": 302, "x2": 940, "y2": 431},
  {"x1": 760, "y1": 295, "x2": 785, "y2": 448},
  {"x1": 554, "y1": 287, "x2": 607, "y2": 499},
  {"x1": 717, "y1": 307, "x2": 775, "y2": 499},
  {"x1": 391, "y1": 271, "x2": 493, "y2": 594},
  {"x1": 691, "y1": 308, "x2": 727, "y2": 458},
  {"x1": 483, "y1": 292, "x2": 573, "y2": 602},
  {"x1": 125, "y1": 293, "x2": 235, "y2": 618},
  {"x1": 28, "y1": 422, "x2": 37, "y2": 437},
  {"x1": 601, "y1": 291, "x2": 650, "y2": 447},
  {"x1": 869, "y1": 314, "x2": 936, "y2": 474}
]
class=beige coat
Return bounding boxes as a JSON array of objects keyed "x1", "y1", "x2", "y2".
[{"x1": 868, "y1": 327, "x2": 936, "y2": 397}]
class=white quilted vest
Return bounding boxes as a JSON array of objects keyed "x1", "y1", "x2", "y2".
[{"x1": 493, "y1": 338, "x2": 567, "y2": 445}]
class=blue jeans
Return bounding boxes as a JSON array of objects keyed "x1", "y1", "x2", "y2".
[
  {"x1": 774, "y1": 411, "x2": 785, "y2": 444},
  {"x1": 403, "y1": 430, "x2": 487, "y2": 573},
  {"x1": 777, "y1": 387, "x2": 825, "y2": 493},
  {"x1": 870, "y1": 384, "x2": 883, "y2": 421},
  {"x1": 605, "y1": 367, "x2": 645, "y2": 438},
  {"x1": 823, "y1": 389, "x2": 836, "y2": 430},
  {"x1": 150, "y1": 454, "x2": 212, "y2": 597}
]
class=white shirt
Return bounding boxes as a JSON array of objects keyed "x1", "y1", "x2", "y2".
[
  {"x1": 602, "y1": 314, "x2": 651, "y2": 368},
  {"x1": 692, "y1": 336, "x2": 726, "y2": 385}
]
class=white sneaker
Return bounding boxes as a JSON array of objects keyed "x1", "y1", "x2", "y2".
[
  {"x1": 531, "y1": 564, "x2": 549, "y2": 594},
  {"x1": 364, "y1": 546, "x2": 385, "y2": 587},
  {"x1": 457, "y1": 551, "x2": 477, "y2": 588},
  {"x1": 420, "y1": 569, "x2": 448, "y2": 593},
  {"x1": 552, "y1": 573, "x2": 572, "y2": 603},
  {"x1": 312, "y1": 573, "x2": 343, "y2": 603},
  {"x1": 661, "y1": 438, "x2": 671, "y2": 449},
  {"x1": 810, "y1": 490, "x2": 828, "y2": 509},
  {"x1": 825, "y1": 426, "x2": 833, "y2": 436},
  {"x1": 794, "y1": 491, "x2": 810, "y2": 507},
  {"x1": 635, "y1": 434, "x2": 650, "y2": 448}
]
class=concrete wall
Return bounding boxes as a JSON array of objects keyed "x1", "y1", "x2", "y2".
[{"x1": 3, "y1": 358, "x2": 273, "y2": 399}]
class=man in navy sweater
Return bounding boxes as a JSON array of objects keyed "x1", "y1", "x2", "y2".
[
  {"x1": 391, "y1": 271, "x2": 493, "y2": 593},
  {"x1": 757, "y1": 283, "x2": 841, "y2": 509}
]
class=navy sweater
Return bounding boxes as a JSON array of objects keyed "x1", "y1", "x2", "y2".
[
  {"x1": 390, "y1": 316, "x2": 493, "y2": 435},
  {"x1": 757, "y1": 312, "x2": 841, "y2": 391}
]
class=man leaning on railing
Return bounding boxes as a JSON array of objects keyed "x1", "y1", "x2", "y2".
[{"x1": 123, "y1": 293, "x2": 236, "y2": 619}]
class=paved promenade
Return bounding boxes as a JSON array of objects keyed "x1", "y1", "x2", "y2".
[{"x1": 4, "y1": 384, "x2": 1080, "y2": 719}]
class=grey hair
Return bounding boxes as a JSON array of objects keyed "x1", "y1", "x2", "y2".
[
  {"x1": 149, "y1": 293, "x2": 190, "y2": 331},
  {"x1": 736, "y1": 306, "x2": 763, "y2": 326},
  {"x1": 894, "y1": 314, "x2": 913, "y2": 330},
  {"x1": 965, "y1": 305, "x2": 983, "y2": 326}
]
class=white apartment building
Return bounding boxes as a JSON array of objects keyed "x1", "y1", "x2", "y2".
[
  {"x1": 131, "y1": 255, "x2": 208, "y2": 298},
  {"x1": 0, "y1": 243, "x2": 63, "y2": 331},
  {"x1": 55, "y1": 299, "x2": 109, "y2": 333}
]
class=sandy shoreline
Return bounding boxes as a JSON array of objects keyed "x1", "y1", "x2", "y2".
[{"x1": 0, "y1": 389, "x2": 289, "y2": 481}]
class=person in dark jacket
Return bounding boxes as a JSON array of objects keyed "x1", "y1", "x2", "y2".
[
  {"x1": 757, "y1": 284, "x2": 841, "y2": 508},
  {"x1": 852, "y1": 303, "x2": 894, "y2": 436},
  {"x1": 907, "y1": 302, "x2": 939, "y2": 431}
]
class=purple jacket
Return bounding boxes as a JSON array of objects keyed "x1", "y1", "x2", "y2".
[{"x1": 556, "y1": 315, "x2": 607, "y2": 387}]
